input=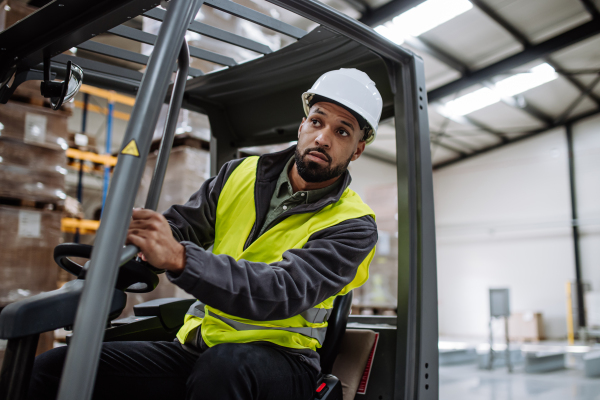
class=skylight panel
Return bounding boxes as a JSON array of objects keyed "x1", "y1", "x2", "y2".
[
  {"x1": 440, "y1": 63, "x2": 558, "y2": 117},
  {"x1": 375, "y1": 0, "x2": 473, "y2": 45}
]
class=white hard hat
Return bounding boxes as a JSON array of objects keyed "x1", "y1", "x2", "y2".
[{"x1": 302, "y1": 68, "x2": 383, "y2": 145}]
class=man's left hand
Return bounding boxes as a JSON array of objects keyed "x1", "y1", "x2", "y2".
[{"x1": 126, "y1": 208, "x2": 186, "y2": 274}]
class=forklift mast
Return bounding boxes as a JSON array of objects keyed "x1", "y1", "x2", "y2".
[{"x1": 0, "y1": 1, "x2": 438, "y2": 399}]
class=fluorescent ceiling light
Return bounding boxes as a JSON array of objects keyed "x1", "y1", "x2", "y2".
[
  {"x1": 495, "y1": 63, "x2": 558, "y2": 98},
  {"x1": 440, "y1": 63, "x2": 558, "y2": 117},
  {"x1": 375, "y1": 0, "x2": 473, "y2": 45}
]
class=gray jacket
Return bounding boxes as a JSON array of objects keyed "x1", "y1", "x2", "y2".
[{"x1": 164, "y1": 145, "x2": 377, "y2": 369}]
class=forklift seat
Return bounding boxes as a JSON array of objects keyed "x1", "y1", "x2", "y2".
[{"x1": 106, "y1": 292, "x2": 355, "y2": 400}]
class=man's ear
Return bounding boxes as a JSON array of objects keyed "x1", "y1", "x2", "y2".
[
  {"x1": 351, "y1": 140, "x2": 366, "y2": 161},
  {"x1": 298, "y1": 117, "x2": 306, "y2": 138}
]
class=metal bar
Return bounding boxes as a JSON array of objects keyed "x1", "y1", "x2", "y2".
[
  {"x1": 555, "y1": 74, "x2": 600, "y2": 124},
  {"x1": 431, "y1": 138, "x2": 468, "y2": 155},
  {"x1": 75, "y1": 93, "x2": 90, "y2": 244},
  {"x1": 204, "y1": 0, "x2": 307, "y2": 39},
  {"x1": 579, "y1": 0, "x2": 600, "y2": 19},
  {"x1": 101, "y1": 100, "x2": 114, "y2": 215},
  {"x1": 469, "y1": 0, "x2": 530, "y2": 46},
  {"x1": 404, "y1": 36, "x2": 469, "y2": 75},
  {"x1": 145, "y1": 42, "x2": 190, "y2": 210},
  {"x1": 52, "y1": 54, "x2": 144, "y2": 82},
  {"x1": 144, "y1": 8, "x2": 273, "y2": 54},
  {"x1": 428, "y1": 20, "x2": 600, "y2": 102},
  {"x1": 566, "y1": 122, "x2": 586, "y2": 328},
  {"x1": 433, "y1": 106, "x2": 600, "y2": 169},
  {"x1": 0, "y1": 0, "x2": 161, "y2": 77},
  {"x1": 75, "y1": 41, "x2": 204, "y2": 77},
  {"x1": 359, "y1": 0, "x2": 426, "y2": 26},
  {"x1": 0, "y1": 335, "x2": 39, "y2": 400},
  {"x1": 55, "y1": 2, "x2": 203, "y2": 399},
  {"x1": 469, "y1": 0, "x2": 600, "y2": 108},
  {"x1": 77, "y1": 40, "x2": 149, "y2": 65},
  {"x1": 109, "y1": 25, "x2": 238, "y2": 66},
  {"x1": 266, "y1": 0, "x2": 415, "y2": 63},
  {"x1": 468, "y1": 0, "x2": 600, "y2": 109}
]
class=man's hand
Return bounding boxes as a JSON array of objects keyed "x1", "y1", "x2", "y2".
[{"x1": 126, "y1": 208, "x2": 186, "y2": 274}]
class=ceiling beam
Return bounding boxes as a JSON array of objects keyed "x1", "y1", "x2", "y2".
[
  {"x1": 469, "y1": 0, "x2": 600, "y2": 107},
  {"x1": 428, "y1": 19, "x2": 600, "y2": 102},
  {"x1": 358, "y1": 0, "x2": 425, "y2": 26},
  {"x1": 340, "y1": 0, "x2": 370, "y2": 13},
  {"x1": 579, "y1": 0, "x2": 600, "y2": 19},
  {"x1": 433, "y1": 106, "x2": 600, "y2": 169}
]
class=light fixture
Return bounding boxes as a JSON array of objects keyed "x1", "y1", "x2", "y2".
[
  {"x1": 440, "y1": 63, "x2": 558, "y2": 117},
  {"x1": 375, "y1": 0, "x2": 473, "y2": 45}
]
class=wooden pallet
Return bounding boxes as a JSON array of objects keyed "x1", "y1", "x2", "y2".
[{"x1": 0, "y1": 196, "x2": 64, "y2": 212}]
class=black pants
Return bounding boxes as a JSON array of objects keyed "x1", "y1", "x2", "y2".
[{"x1": 28, "y1": 341, "x2": 318, "y2": 400}]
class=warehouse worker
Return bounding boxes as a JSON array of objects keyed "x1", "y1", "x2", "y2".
[{"x1": 29, "y1": 68, "x2": 383, "y2": 400}]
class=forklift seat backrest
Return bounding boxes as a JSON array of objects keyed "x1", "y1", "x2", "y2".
[{"x1": 317, "y1": 291, "x2": 353, "y2": 374}]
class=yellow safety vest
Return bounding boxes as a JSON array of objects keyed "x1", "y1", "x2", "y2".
[{"x1": 176, "y1": 156, "x2": 376, "y2": 351}]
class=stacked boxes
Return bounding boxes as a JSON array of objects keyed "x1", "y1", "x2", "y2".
[
  {"x1": 360, "y1": 183, "x2": 399, "y2": 314},
  {"x1": 0, "y1": 98, "x2": 71, "y2": 358}
]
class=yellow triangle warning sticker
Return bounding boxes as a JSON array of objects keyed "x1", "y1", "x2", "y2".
[{"x1": 121, "y1": 140, "x2": 140, "y2": 157}]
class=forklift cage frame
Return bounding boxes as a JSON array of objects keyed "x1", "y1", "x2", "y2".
[{"x1": 0, "y1": 0, "x2": 438, "y2": 399}]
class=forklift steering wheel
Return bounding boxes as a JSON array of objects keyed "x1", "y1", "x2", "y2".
[{"x1": 54, "y1": 243, "x2": 161, "y2": 293}]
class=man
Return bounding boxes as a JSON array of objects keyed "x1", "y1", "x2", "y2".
[{"x1": 29, "y1": 68, "x2": 383, "y2": 400}]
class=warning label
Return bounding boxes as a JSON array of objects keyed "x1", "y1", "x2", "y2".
[{"x1": 121, "y1": 139, "x2": 140, "y2": 157}]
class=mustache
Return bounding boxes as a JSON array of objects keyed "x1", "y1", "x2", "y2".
[{"x1": 302, "y1": 147, "x2": 332, "y2": 163}]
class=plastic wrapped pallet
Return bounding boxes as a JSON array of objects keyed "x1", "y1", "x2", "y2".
[
  {"x1": 0, "y1": 138, "x2": 67, "y2": 204},
  {"x1": 135, "y1": 146, "x2": 210, "y2": 214},
  {"x1": 0, "y1": 204, "x2": 61, "y2": 365},
  {"x1": 357, "y1": 183, "x2": 399, "y2": 310},
  {"x1": 0, "y1": 100, "x2": 70, "y2": 149},
  {"x1": 0, "y1": 205, "x2": 63, "y2": 306}
]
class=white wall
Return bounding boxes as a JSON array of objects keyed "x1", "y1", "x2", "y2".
[
  {"x1": 573, "y1": 114, "x2": 600, "y2": 294},
  {"x1": 433, "y1": 114, "x2": 600, "y2": 340}
]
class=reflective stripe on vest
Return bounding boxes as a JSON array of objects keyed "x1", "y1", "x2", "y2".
[{"x1": 176, "y1": 156, "x2": 376, "y2": 351}]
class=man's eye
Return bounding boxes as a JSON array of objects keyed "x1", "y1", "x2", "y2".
[
  {"x1": 339, "y1": 129, "x2": 349, "y2": 137},
  {"x1": 311, "y1": 119, "x2": 320, "y2": 126}
]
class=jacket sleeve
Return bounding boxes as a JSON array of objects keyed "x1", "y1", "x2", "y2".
[
  {"x1": 162, "y1": 158, "x2": 245, "y2": 249},
  {"x1": 167, "y1": 215, "x2": 378, "y2": 321}
]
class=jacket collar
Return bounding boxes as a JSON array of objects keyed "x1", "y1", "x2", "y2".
[{"x1": 256, "y1": 145, "x2": 352, "y2": 208}]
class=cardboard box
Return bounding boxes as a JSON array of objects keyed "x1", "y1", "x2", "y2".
[
  {"x1": 0, "y1": 137, "x2": 66, "y2": 170},
  {"x1": 0, "y1": 165, "x2": 66, "y2": 203},
  {"x1": 0, "y1": 205, "x2": 63, "y2": 306},
  {"x1": 0, "y1": 101, "x2": 70, "y2": 148},
  {"x1": 0, "y1": 0, "x2": 35, "y2": 32},
  {"x1": 508, "y1": 312, "x2": 545, "y2": 341},
  {"x1": 135, "y1": 146, "x2": 210, "y2": 213}
]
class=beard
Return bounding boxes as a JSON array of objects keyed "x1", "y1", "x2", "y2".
[{"x1": 294, "y1": 146, "x2": 353, "y2": 183}]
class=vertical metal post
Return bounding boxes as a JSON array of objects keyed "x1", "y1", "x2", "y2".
[
  {"x1": 101, "y1": 99, "x2": 114, "y2": 215},
  {"x1": 145, "y1": 42, "x2": 190, "y2": 210},
  {"x1": 75, "y1": 92, "x2": 89, "y2": 243},
  {"x1": 504, "y1": 316, "x2": 512, "y2": 372},
  {"x1": 487, "y1": 318, "x2": 494, "y2": 370},
  {"x1": 393, "y1": 55, "x2": 438, "y2": 400},
  {"x1": 566, "y1": 123, "x2": 586, "y2": 329},
  {"x1": 56, "y1": 1, "x2": 203, "y2": 399}
]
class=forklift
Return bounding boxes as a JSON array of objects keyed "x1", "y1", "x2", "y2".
[{"x1": 0, "y1": 0, "x2": 438, "y2": 399}]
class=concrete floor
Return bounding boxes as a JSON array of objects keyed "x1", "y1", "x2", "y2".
[{"x1": 440, "y1": 362, "x2": 600, "y2": 400}]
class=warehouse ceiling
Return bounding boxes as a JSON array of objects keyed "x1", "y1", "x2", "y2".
[{"x1": 11, "y1": 0, "x2": 600, "y2": 168}]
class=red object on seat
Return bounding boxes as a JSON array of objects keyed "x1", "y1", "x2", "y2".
[{"x1": 316, "y1": 382, "x2": 327, "y2": 393}]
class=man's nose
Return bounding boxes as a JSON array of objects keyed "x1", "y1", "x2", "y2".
[{"x1": 314, "y1": 127, "x2": 334, "y2": 148}]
